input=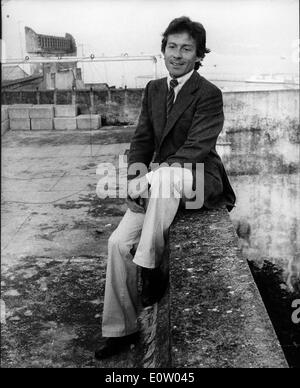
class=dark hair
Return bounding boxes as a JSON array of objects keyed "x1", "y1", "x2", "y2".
[{"x1": 161, "y1": 16, "x2": 210, "y2": 69}]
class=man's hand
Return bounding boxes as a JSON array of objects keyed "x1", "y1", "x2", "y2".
[{"x1": 128, "y1": 176, "x2": 149, "y2": 200}]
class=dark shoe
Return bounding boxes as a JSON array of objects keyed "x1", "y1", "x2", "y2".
[
  {"x1": 141, "y1": 267, "x2": 169, "y2": 307},
  {"x1": 94, "y1": 332, "x2": 139, "y2": 360}
]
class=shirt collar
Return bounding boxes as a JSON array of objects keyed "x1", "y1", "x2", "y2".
[{"x1": 167, "y1": 69, "x2": 194, "y2": 88}]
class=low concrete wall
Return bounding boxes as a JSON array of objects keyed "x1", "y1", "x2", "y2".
[
  {"x1": 1, "y1": 89, "x2": 143, "y2": 126},
  {"x1": 2, "y1": 87, "x2": 298, "y2": 124},
  {"x1": 138, "y1": 207, "x2": 288, "y2": 368},
  {"x1": 1, "y1": 105, "x2": 10, "y2": 135},
  {"x1": 2, "y1": 88, "x2": 299, "y2": 174},
  {"x1": 1, "y1": 89, "x2": 300, "y2": 175},
  {"x1": 221, "y1": 89, "x2": 300, "y2": 175},
  {"x1": 138, "y1": 248, "x2": 170, "y2": 368},
  {"x1": 168, "y1": 208, "x2": 288, "y2": 368}
]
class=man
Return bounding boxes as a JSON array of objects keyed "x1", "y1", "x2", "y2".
[{"x1": 95, "y1": 16, "x2": 236, "y2": 359}]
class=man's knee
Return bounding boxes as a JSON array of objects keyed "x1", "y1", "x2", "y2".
[
  {"x1": 108, "y1": 233, "x2": 130, "y2": 256},
  {"x1": 151, "y1": 167, "x2": 171, "y2": 183},
  {"x1": 150, "y1": 167, "x2": 185, "y2": 198}
]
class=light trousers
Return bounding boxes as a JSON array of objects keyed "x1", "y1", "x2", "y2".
[{"x1": 102, "y1": 167, "x2": 194, "y2": 337}]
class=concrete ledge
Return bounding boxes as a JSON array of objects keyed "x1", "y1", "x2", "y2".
[
  {"x1": 10, "y1": 119, "x2": 31, "y2": 131},
  {"x1": 54, "y1": 105, "x2": 78, "y2": 117},
  {"x1": 31, "y1": 118, "x2": 53, "y2": 131},
  {"x1": 29, "y1": 105, "x2": 54, "y2": 118},
  {"x1": 8, "y1": 105, "x2": 33, "y2": 119},
  {"x1": 137, "y1": 247, "x2": 171, "y2": 368},
  {"x1": 1, "y1": 105, "x2": 9, "y2": 121},
  {"x1": 168, "y1": 208, "x2": 288, "y2": 368},
  {"x1": 76, "y1": 114, "x2": 101, "y2": 130},
  {"x1": 1, "y1": 119, "x2": 10, "y2": 135},
  {"x1": 53, "y1": 117, "x2": 77, "y2": 130}
]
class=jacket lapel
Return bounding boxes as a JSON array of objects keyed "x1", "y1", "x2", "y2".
[
  {"x1": 158, "y1": 71, "x2": 202, "y2": 152},
  {"x1": 152, "y1": 77, "x2": 168, "y2": 137}
]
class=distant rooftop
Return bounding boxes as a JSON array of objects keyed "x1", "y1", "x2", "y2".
[{"x1": 2, "y1": 65, "x2": 29, "y2": 81}]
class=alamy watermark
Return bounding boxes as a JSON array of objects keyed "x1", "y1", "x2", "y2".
[
  {"x1": 291, "y1": 299, "x2": 300, "y2": 324},
  {"x1": 95, "y1": 155, "x2": 204, "y2": 209}
]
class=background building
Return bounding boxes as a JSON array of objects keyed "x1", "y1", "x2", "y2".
[
  {"x1": 1, "y1": 64, "x2": 44, "y2": 90},
  {"x1": 2, "y1": 65, "x2": 29, "y2": 80},
  {"x1": 25, "y1": 26, "x2": 84, "y2": 89}
]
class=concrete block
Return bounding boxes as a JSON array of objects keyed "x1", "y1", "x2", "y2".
[
  {"x1": 1, "y1": 106, "x2": 9, "y2": 122},
  {"x1": 31, "y1": 118, "x2": 53, "y2": 130},
  {"x1": 8, "y1": 105, "x2": 33, "y2": 119},
  {"x1": 10, "y1": 119, "x2": 31, "y2": 131},
  {"x1": 29, "y1": 105, "x2": 54, "y2": 118},
  {"x1": 1, "y1": 119, "x2": 10, "y2": 135},
  {"x1": 76, "y1": 114, "x2": 101, "y2": 130},
  {"x1": 54, "y1": 105, "x2": 78, "y2": 117},
  {"x1": 53, "y1": 117, "x2": 77, "y2": 130}
]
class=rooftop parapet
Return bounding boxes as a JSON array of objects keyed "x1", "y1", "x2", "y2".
[{"x1": 139, "y1": 207, "x2": 289, "y2": 368}]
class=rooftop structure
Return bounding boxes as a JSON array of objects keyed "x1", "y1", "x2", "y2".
[
  {"x1": 23, "y1": 26, "x2": 82, "y2": 90},
  {"x1": 25, "y1": 27, "x2": 77, "y2": 57}
]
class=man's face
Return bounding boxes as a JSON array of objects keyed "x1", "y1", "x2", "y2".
[{"x1": 164, "y1": 31, "x2": 200, "y2": 78}]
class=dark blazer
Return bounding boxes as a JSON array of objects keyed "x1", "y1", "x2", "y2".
[{"x1": 128, "y1": 70, "x2": 236, "y2": 211}]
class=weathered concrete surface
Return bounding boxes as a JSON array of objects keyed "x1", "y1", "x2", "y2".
[
  {"x1": 3, "y1": 88, "x2": 299, "y2": 129},
  {"x1": 169, "y1": 208, "x2": 288, "y2": 368},
  {"x1": 229, "y1": 174, "x2": 300, "y2": 280},
  {"x1": 221, "y1": 89, "x2": 300, "y2": 175},
  {"x1": 1, "y1": 128, "x2": 140, "y2": 368},
  {"x1": 10, "y1": 119, "x2": 31, "y2": 131},
  {"x1": 223, "y1": 89, "x2": 299, "y2": 132},
  {"x1": 137, "y1": 246, "x2": 171, "y2": 368},
  {"x1": 2, "y1": 105, "x2": 9, "y2": 121},
  {"x1": 29, "y1": 105, "x2": 54, "y2": 119},
  {"x1": 138, "y1": 292, "x2": 170, "y2": 368},
  {"x1": 53, "y1": 117, "x2": 77, "y2": 130},
  {"x1": 54, "y1": 105, "x2": 78, "y2": 117},
  {"x1": 31, "y1": 118, "x2": 53, "y2": 131},
  {"x1": 1, "y1": 119, "x2": 10, "y2": 135},
  {"x1": 76, "y1": 114, "x2": 101, "y2": 130},
  {"x1": 3, "y1": 88, "x2": 299, "y2": 174},
  {"x1": 8, "y1": 105, "x2": 33, "y2": 119}
]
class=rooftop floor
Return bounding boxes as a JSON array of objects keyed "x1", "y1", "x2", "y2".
[{"x1": 1, "y1": 128, "x2": 139, "y2": 368}]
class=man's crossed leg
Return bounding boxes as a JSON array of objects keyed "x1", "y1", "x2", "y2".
[{"x1": 95, "y1": 167, "x2": 195, "y2": 359}]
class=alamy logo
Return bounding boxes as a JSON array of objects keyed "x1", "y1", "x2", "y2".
[
  {"x1": 291, "y1": 299, "x2": 300, "y2": 324},
  {"x1": 95, "y1": 155, "x2": 205, "y2": 209}
]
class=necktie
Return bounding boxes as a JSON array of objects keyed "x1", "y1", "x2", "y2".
[{"x1": 167, "y1": 78, "x2": 178, "y2": 117}]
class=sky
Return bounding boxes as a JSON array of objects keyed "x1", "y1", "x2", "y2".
[{"x1": 1, "y1": 0, "x2": 299, "y2": 87}]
